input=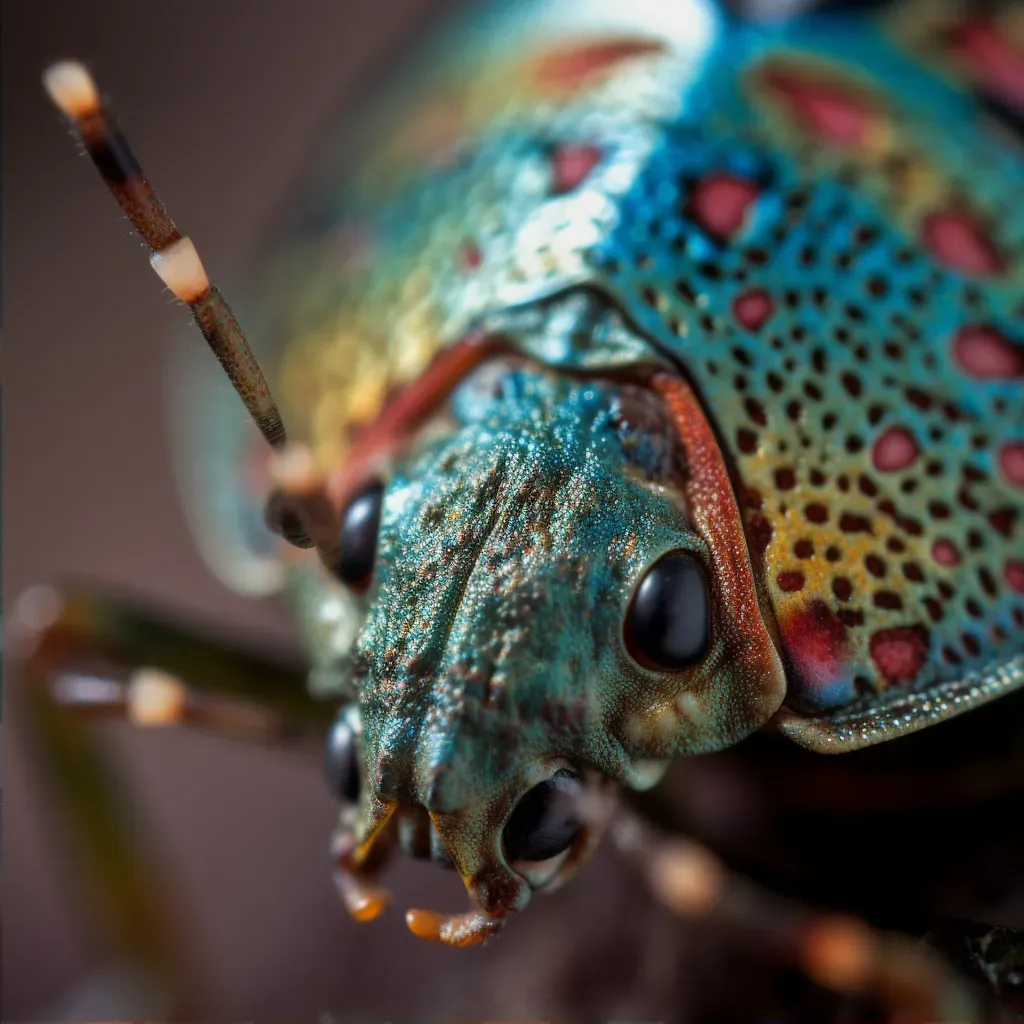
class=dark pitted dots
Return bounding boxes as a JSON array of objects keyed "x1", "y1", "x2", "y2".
[
  {"x1": 625, "y1": 551, "x2": 710, "y2": 671},
  {"x1": 503, "y1": 769, "x2": 582, "y2": 862},
  {"x1": 745, "y1": 397, "x2": 767, "y2": 426},
  {"x1": 777, "y1": 571, "x2": 804, "y2": 592},
  {"x1": 865, "y1": 554, "x2": 886, "y2": 578},
  {"x1": 747, "y1": 514, "x2": 773, "y2": 558},
  {"x1": 737, "y1": 428, "x2": 758, "y2": 454},
  {"x1": 989, "y1": 508, "x2": 1018, "y2": 538},
  {"x1": 337, "y1": 480, "x2": 384, "y2": 589},
  {"x1": 794, "y1": 538, "x2": 814, "y2": 559},
  {"x1": 903, "y1": 561, "x2": 924, "y2": 583},
  {"x1": 805, "y1": 503, "x2": 828, "y2": 523},
  {"x1": 839, "y1": 513, "x2": 872, "y2": 534},
  {"x1": 775, "y1": 467, "x2": 796, "y2": 490},
  {"x1": 838, "y1": 608, "x2": 865, "y2": 628}
]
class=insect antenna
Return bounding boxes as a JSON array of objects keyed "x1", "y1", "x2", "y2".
[{"x1": 43, "y1": 61, "x2": 287, "y2": 451}]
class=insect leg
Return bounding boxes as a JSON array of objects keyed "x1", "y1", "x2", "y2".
[
  {"x1": 8, "y1": 582, "x2": 332, "y2": 1014},
  {"x1": 610, "y1": 809, "x2": 981, "y2": 1021},
  {"x1": 925, "y1": 922, "x2": 1024, "y2": 1013}
]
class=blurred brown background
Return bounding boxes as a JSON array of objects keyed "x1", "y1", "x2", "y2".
[{"x1": 3, "y1": 1, "x2": 699, "y2": 1018}]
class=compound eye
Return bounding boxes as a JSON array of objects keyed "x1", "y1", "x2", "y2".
[
  {"x1": 503, "y1": 769, "x2": 583, "y2": 863},
  {"x1": 337, "y1": 480, "x2": 384, "y2": 589},
  {"x1": 324, "y1": 713, "x2": 360, "y2": 804},
  {"x1": 625, "y1": 550, "x2": 710, "y2": 670}
]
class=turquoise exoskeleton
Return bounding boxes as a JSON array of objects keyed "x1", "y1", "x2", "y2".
[
  {"x1": 174, "y1": 0, "x2": 1024, "y2": 943},
  {"x1": 33, "y1": 0, "x2": 1024, "y2": 997}
]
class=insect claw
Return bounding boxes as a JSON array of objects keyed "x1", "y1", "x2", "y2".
[
  {"x1": 332, "y1": 864, "x2": 391, "y2": 923},
  {"x1": 404, "y1": 907, "x2": 504, "y2": 948}
]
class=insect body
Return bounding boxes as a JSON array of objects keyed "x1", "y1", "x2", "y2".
[
  {"x1": 228, "y1": 0, "x2": 1024, "y2": 936},
  {"x1": 27, "y1": 0, "x2": 1024, "y2": 1014}
]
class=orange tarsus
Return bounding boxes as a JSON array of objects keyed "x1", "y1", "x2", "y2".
[{"x1": 404, "y1": 907, "x2": 503, "y2": 947}]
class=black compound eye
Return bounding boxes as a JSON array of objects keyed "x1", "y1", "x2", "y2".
[
  {"x1": 324, "y1": 714, "x2": 360, "y2": 804},
  {"x1": 337, "y1": 480, "x2": 384, "y2": 588},
  {"x1": 625, "y1": 550, "x2": 710, "y2": 670},
  {"x1": 503, "y1": 769, "x2": 583, "y2": 863}
]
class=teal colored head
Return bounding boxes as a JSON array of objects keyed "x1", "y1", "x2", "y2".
[{"x1": 322, "y1": 353, "x2": 785, "y2": 945}]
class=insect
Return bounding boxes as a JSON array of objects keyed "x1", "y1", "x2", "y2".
[{"x1": 14, "y1": 0, "x2": 1023, "y2": 1017}]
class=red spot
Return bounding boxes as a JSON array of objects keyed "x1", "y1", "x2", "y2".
[
  {"x1": 952, "y1": 325, "x2": 1024, "y2": 379},
  {"x1": 732, "y1": 288, "x2": 774, "y2": 331},
  {"x1": 534, "y1": 38, "x2": 665, "y2": 95},
  {"x1": 871, "y1": 426, "x2": 920, "y2": 472},
  {"x1": 691, "y1": 173, "x2": 760, "y2": 241},
  {"x1": 998, "y1": 440, "x2": 1024, "y2": 489},
  {"x1": 922, "y1": 209, "x2": 1004, "y2": 276},
  {"x1": 550, "y1": 143, "x2": 603, "y2": 194},
  {"x1": 931, "y1": 539, "x2": 961, "y2": 566},
  {"x1": 777, "y1": 571, "x2": 805, "y2": 592},
  {"x1": 950, "y1": 17, "x2": 1024, "y2": 114},
  {"x1": 761, "y1": 66, "x2": 880, "y2": 147},
  {"x1": 781, "y1": 600, "x2": 850, "y2": 690},
  {"x1": 870, "y1": 626, "x2": 930, "y2": 683},
  {"x1": 459, "y1": 241, "x2": 482, "y2": 270},
  {"x1": 1005, "y1": 560, "x2": 1024, "y2": 593}
]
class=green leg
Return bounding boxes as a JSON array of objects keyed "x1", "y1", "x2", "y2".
[
  {"x1": 9, "y1": 581, "x2": 334, "y2": 1016},
  {"x1": 610, "y1": 809, "x2": 983, "y2": 1022}
]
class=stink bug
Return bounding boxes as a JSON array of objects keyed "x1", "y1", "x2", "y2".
[{"x1": 11, "y1": 0, "x2": 1024, "y2": 1018}]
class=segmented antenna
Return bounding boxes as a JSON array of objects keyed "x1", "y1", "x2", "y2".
[{"x1": 43, "y1": 61, "x2": 287, "y2": 450}]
